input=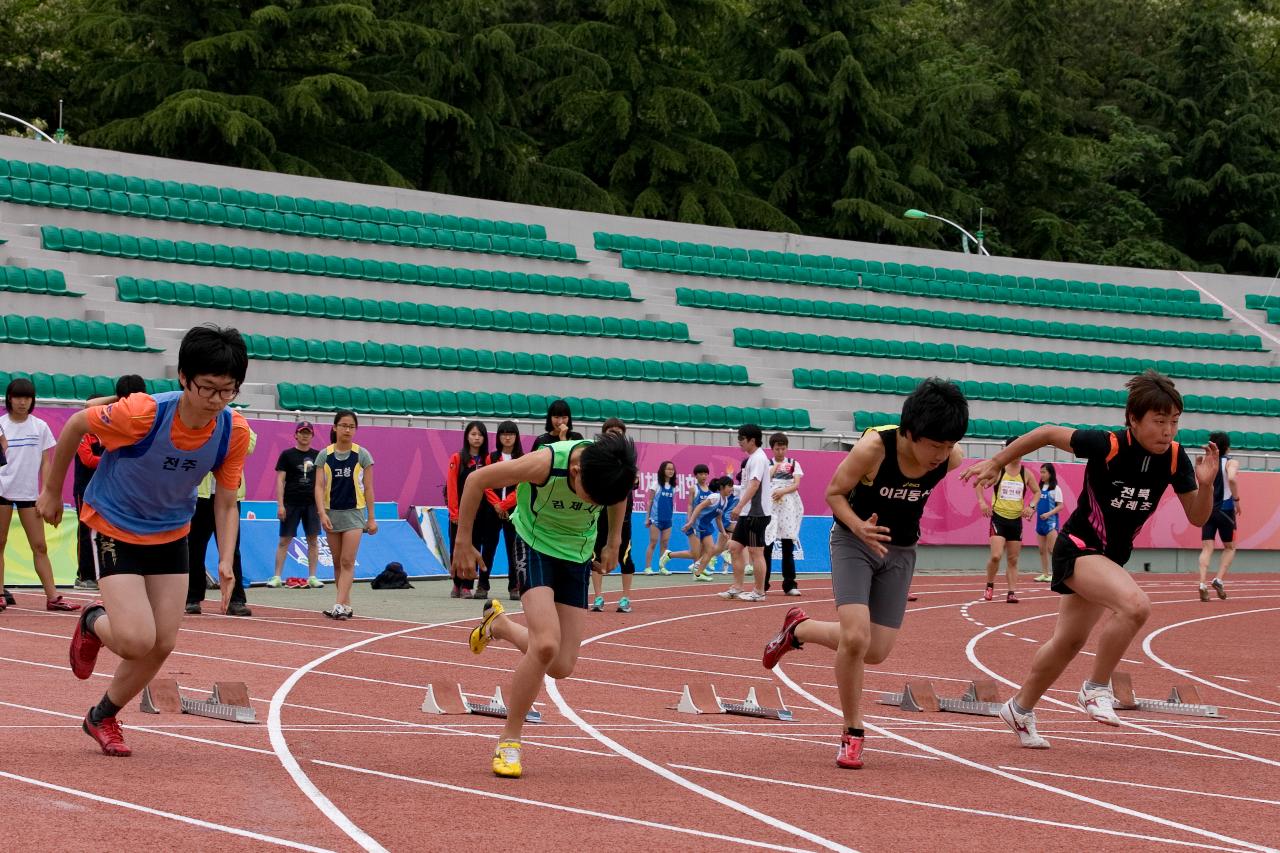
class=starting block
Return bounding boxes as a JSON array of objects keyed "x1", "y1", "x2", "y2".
[
  {"x1": 139, "y1": 678, "x2": 257, "y2": 723},
  {"x1": 1110, "y1": 671, "x2": 1222, "y2": 718},
  {"x1": 879, "y1": 680, "x2": 1002, "y2": 717},
  {"x1": 672, "y1": 683, "x2": 794, "y2": 721},
  {"x1": 420, "y1": 683, "x2": 542, "y2": 723}
]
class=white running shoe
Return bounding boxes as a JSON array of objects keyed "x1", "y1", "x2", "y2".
[
  {"x1": 744, "y1": 564, "x2": 754, "y2": 577},
  {"x1": 999, "y1": 699, "x2": 1050, "y2": 749},
  {"x1": 739, "y1": 590, "x2": 766, "y2": 602},
  {"x1": 717, "y1": 587, "x2": 742, "y2": 600},
  {"x1": 1077, "y1": 682, "x2": 1121, "y2": 726}
]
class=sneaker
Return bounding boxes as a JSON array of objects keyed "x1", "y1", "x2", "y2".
[
  {"x1": 744, "y1": 564, "x2": 754, "y2": 577},
  {"x1": 616, "y1": 597, "x2": 631, "y2": 613},
  {"x1": 450, "y1": 585, "x2": 462, "y2": 599},
  {"x1": 284, "y1": 577, "x2": 308, "y2": 589},
  {"x1": 492, "y1": 740, "x2": 522, "y2": 778},
  {"x1": 658, "y1": 566, "x2": 672, "y2": 576},
  {"x1": 470, "y1": 599, "x2": 505, "y2": 654},
  {"x1": 69, "y1": 602, "x2": 105, "y2": 680},
  {"x1": 717, "y1": 587, "x2": 743, "y2": 600},
  {"x1": 226, "y1": 602, "x2": 253, "y2": 617},
  {"x1": 1034, "y1": 573, "x2": 1051, "y2": 583},
  {"x1": 999, "y1": 699, "x2": 1050, "y2": 749},
  {"x1": 642, "y1": 567, "x2": 655, "y2": 575},
  {"x1": 469, "y1": 587, "x2": 491, "y2": 600},
  {"x1": 907, "y1": 592, "x2": 919, "y2": 602},
  {"x1": 1006, "y1": 591, "x2": 1019, "y2": 604},
  {"x1": 706, "y1": 555, "x2": 719, "y2": 573},
  {"x1": 323, "y1": 604, "x2": 353, "y2": 620},
  {"x1": 184, "y1": 603, "x2": 202, "y2": 615},
  {"x1": 265, "y1": 575, "x2": 283, "y2": 589},
  {"x1": 785, "y1": 588, "x2": 801, "y2": 597},
  {"x1": 590, "y1": 595, "x2": 605, "y2": 612},
  {"x1": 740, "y1": 589, "x2": 766, "y2": 602},
  {"x1": 983, "y1": 585, "x2": 994, "y2": 601},
  {"x1": 83, "y1": 712, "x2": 131, "y2": 757},
  {"x1": 835, "y1": 733, "x2": 864, "y2": 769},
  {"x1": 74, "y1": 578, "x2": 99, "y2": 591},
  {"x1": 2, "y1": 589, "x2": 14, "y2": 606},
  {"x1": 763, "y1": 606, "x2": 808, "y2": 669},
  {"x1": 658, "y1": 550, "x2": 671, "y2": 572},
  {"x1": 1199, "y1": 586, "x2": 1210, "y2": 602},
  {"x1": 46, "y1": 595, "x2": 81, "y2": 612},
  {"x1": 1077, "y1": 683, "x2": 1121, "y2": 726},
  {"x1": 1212, "y1": 578, "x2": 1227, "y2": 600},
  {"x1": 306, "y1": 576, "x2": 325, "y2": 589}
]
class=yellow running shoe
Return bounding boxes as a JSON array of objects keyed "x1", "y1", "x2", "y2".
[
  {"x1": 469, "y1": 598, "x2": 505, "y2": 655},
  {"x1": 493, "y1": 740, "x2": 522, "y2": 778}
]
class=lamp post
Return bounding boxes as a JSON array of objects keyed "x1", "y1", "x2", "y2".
[{"x1": 904, "y1": 208, "x2": 990, "y2": 256}]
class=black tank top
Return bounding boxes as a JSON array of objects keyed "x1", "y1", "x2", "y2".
[{"x1": 841, "y1": 427, "x2": 950, "y2": 547}]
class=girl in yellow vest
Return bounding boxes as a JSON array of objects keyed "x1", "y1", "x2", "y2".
[{"x1": 975, "y1": 437, "x2": 1038, "y2": 603}]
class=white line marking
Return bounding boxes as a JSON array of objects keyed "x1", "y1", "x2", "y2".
[
  {"x1": 0, "y1": 770, "x2": 335, "y2": 852},
  {"x1": 1141, "y1": 608, "x2": 1280, "y2": 710},
  {"x1": 1001, "y1": 767, "x2": 1280, "y2": 807}
]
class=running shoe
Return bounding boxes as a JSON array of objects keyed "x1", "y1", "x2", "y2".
[
  {"x1": 740, "y1": 589, "x2": 766, "y2": 602},
  {"x1": 47, "y1": 595, "x2": 81, "y2": 612},
  {"x1": 907, "y1": 592, "x2": 918, "y2": 602},
  {"x1": 184, "y1": 603, "x2": 201, "y2": 615},
  {"x1": 983, "y1": 585, "x2": 994, "y2": 601},
  {"x1": 744, "y1": 564, "x2": 754, "y2": 577},
  {"x1": 74, "y1": 578, "x2": 99, "y2": 591},
  {"x1": 306, "y1": 576, "x2": 325, "y2": 589},
  {"x1": 265, "y1": 575, "x2": 283, "y2": 588},
  {"x1": 616, "y1": 597, "x2": 631, "y2": 614},
  {"x1": 226, "y1": 602, "x2": 253, "y2": 617},
  {"x1": 590, "y1": 596, "x2": 605, "y2": 612},
  {"x1": 1034, "y1": 573, "x2": 1051, "y2": 583},
  {"x1": 786, "y1": 588, "x2": 801, "y2": 597},
  {"x1": 835, "y1": 733, "x2": 864, "y2": 769},
  {"x1": 83, "y1": 712, "x2": 131, "y2": 757},
  {"x1": 69, "y1": 602, "x2": 105, "y2": 680},
  {"x1": 717, "y1": 587, "x2": 743, "y2": 600},
  {"x1": 470, "y1": 599, "x2": 505, "y2": 654},
  {"x1": 706, "y1": 554, "x2": 719, "y2": 573},
  {"x1": 999, "y1": 699, "x2": 1050, "y2": 749},
  {"x1": 1077, "y1": 682, "x2": 1121, "y2": 726},
  {"x1": 492, "y1": 740, "x2": 522, "y2": 778},
  {"x1": 658, "y1": 550, "x2": 671, "y2": 572},
  {"x1": 323, "y1": 604, "x2": 353, "y2": 620},
  {"x1": 763, "y1": 606, "x2": 808, "y2": 669},
  {"x1": 642, "y1": 567, "x2": 655, "y2": 575},
  {"x1": 1198, "y1": 586, "x2": 1210, "y2": 602},
  {"x1": 1212, "y1": 578, "x2": 1227, "y2": 600},
  {"x1": 1006, "y1": 591, "x2": 1020, "y2": 604},
  {"x1": 2, "y1": 589, "x2": 14, "y2": 606}
]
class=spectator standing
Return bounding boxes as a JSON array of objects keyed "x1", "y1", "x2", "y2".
[
  {"x1": 763, "y1": 432, "x2": 805, "y2": 596},
  {"x1": 270, "y1": 421, "x2": 323, "y2": 589},
  {"x1": 185, "y1": 426, "x2": 257, "y2": 616},
  {"x1": 446, "y1": 421, "x2": 491, "y2": 599},
  {"x1": 531, "y1": 399, "x2": 583, "y2": 450},
  {"x1": 719, "y1": 424, "x2": 772, "y2": 602},
  {"x1": 315, "y1": 410, "x2": 377, "y2": 620},
  {"x1": 482, "y1": 421, "x2": 523, "y2": 601}
]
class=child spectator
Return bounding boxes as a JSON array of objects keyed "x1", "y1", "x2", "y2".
[
  {"x1": 763, "y1": 432, "x2": 805, "y2": 596},
  {"x1": 315, "y1": 410, "x2": 377, "y2": 619},
  {"x1": 270, "y1": 421, "x2": 323, "y2": 589},
  {"x1": 483, "y1": 421, "x2": 524, "y2": 601},
  {"x1": 446, "y1": 421, "x2": 491, "y2": 599},
  {"x1": 531, "y1": 399, "x2": 583, "y2": 450}
]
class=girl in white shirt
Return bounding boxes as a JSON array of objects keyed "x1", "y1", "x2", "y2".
[{"x1": 0, "y1": 378, "x2": 80, "y2": 612}]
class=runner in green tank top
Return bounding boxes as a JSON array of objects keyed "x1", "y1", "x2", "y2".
[{"x1": 451, "y1": 432, "x2": 637, "y2": 779}]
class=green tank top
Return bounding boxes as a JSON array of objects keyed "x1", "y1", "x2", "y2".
[{"x1": 512, "y1": 440, "x2": 601, "y2": 562}]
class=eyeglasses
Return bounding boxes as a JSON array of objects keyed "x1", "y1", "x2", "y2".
[
  {"x1": 335, "y1": 423, "x2": 357, "y2": 430},
  {"x1": 191, "y1": 382, "x2": 239, "y2": 401}
]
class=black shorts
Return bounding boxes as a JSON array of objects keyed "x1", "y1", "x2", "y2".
[
  {"x1": 514, "y1": 532, "x2": 591, "y2": 608},
  {"x1": 1050, "y1": 533, "x2": 1116, "y2": 595},
  {"x1": 732, "y1": 515, "x2": 769, "y2": 548},
  {"x1": 1201, "y1": 509, "x2": 1237, "y2": 544},
  {"x1": 92, "y1": 530, "x2": 189, "y2": 578},
  {"x1": 0, "y1": 496, "x2": 36, "y2": 509},
  {"x1": 279, "y1": 503, "x2": 320, "y2": 539},
  {"x1": 989, "y1": 514, "x2": 1023, "y2": 541}
]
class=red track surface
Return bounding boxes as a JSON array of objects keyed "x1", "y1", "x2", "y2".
[{"x1": 4, "y1": 574, "x2": 1280, "y2": 852}]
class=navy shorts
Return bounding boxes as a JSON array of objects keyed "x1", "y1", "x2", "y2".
[
  {"x1": 1201, "y1": 509, "x2": 1237, "y2": 544},
  {"x1": 92, "y1": 530, "x2": 189, "y2": 578},
  {"x1": 650, "y1": 518, "x2": 673, "y2": 532},
  {"x1": 1035, "y1": 516, "x2": 1059, "y2": 537},
  {"x1": 514, "y1": 531, "x2": 591, "y2": 608},
  {"x1": 0, "y1": 496, "x2": 36, "y2": 509},
  {"x1": 279, "y1": 503, "x2": 320, "y2": 539},
  {"x1": 695, "y1": 522, "x2": 718, "y2": 541}
]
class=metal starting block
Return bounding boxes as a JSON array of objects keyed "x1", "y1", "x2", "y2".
[
  {"x1": 1110, "y1": 672, "x2": 1223, "y2": 718},
  {"x1": 140, "y1": 678, "x2": 257, "y2": 723},
  {"x1": 420, "y1": 683, "x2": 542, "y2": 723},
  {"x1": 879, "y1": 679, "x2": 1002, "y2": 717},
  {"x1": 672, "y1": 683, "x2": 793, "y2": 721}
]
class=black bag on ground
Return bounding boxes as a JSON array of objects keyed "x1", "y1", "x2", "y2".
[{"x1": 371, "y1": 561, "x2": 413, "y2": 589}]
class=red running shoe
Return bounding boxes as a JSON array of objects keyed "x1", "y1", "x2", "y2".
[
  {"x1": 983, "y1": 585, "x2": 994, "y2": 601},
  {"x1": 907, "y1": 591, "x2": 918, "y2": 602},
  {"x1": 762, "y1": 606, "x2": 808, "y2": 669},
  {"x1": 69, "y1": 602, "x2": 104, "y2": 680},
  {"x1": 836, "y1": 733, "x2": 864, "y2": 769},
  {"x1": 47, "y1": 595, "x2": 82, "y2": 612},
  {"x1": 1006, "y1": 591, "x2": 1020, "y2": 604},
  {"x1": 83, "y1": 712, "x2": 131, "y2": 757}
]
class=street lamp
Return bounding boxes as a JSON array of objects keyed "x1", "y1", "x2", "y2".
[{"x1": 904, "y1": 208, "x2": 990, "y2": 256}]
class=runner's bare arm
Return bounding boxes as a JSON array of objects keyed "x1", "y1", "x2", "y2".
[
  {"x1": 452, "y1": 450, "x2": 551, "y2": 579},
  {"x1": 1179, "y1": 441, "x2": 1218, "y2": 527}
]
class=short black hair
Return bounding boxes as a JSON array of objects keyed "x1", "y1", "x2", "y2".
[
  {"x1": 4, "y1": 377, "x2": 35, "y2": 413},
  {"x1": 330, "y1": 409, "x2": 358, "y2": 444},
  {"x1": 899, "y1": 378, "x2": 968, "y2": 443},
  {"x1": 1209, "y1": 430, "x2": 1230, "y2": 454},
  {"x1": 1125, "y1": 370, "x2": 1182, "y2": 425},
  {"x1": 578, "y1": 432, "x2": 638, "y2": 506},
  {"x1": 738, "y1": 423, "x2": 763, "y2": 445},
  {"x1": 115, "y1": 374, "x2": 146, "y2": 398},
  {"x1": 769, "y1": 432, "x2": 789, "y2": 448},
  {"x1": 178, "y1": 324, "x2": 248, "y2": 387},
  {"x1": 544, "y1": 399, "x2": 573, "y2": 433},
  {"x1": 693, "y1": 463, "x2": 709, "y2": 475},
  {"x1": 601, "y1": 417, "x2": 626, "y2": 434}
]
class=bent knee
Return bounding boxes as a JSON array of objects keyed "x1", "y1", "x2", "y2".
[
  {"x1": 1224, "y1": 542, "x2": 1237, "y2": 552},
  {"x1": 1117, "y1": 592, "x2": 1151, "y2": 624},
  {"x1": 547, "y1": 660, "x2": 577, "y2": 680},
  {"x1": 114, "y1": 633, "x2": 158, "y2": 660},
  {"x1": 839, "y1": 630, "x2": 870, "y2": 655},
  {"x1": 863, "y1": 648, "x2": 891, "y2": 665},
  {"x1": 527, "y1": 640, "x2": 559, "y2": 666}
]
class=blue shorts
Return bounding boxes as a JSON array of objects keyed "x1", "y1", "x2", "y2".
[
  {"x1": 695, "y1": 523, "x2": 718, "y2": 541},
  {"x1": 513, "y1": 531, "x2": 591, "y2": 609},
  {"x1": 1035, "y1": 516, "x2": 1059, "y2": 537},
  {"x1": 650, "y1": 518, "x2": 672, "y2": 531}
]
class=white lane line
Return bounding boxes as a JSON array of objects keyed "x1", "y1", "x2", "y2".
[
  {"x1": 672, "y1": 764, "x2": 1251, "y2": 853},
  {"x1": 1002, "y1": 767, "x2": 1280, "y2": 807},
  {"x1": 545, "y1": 603, "x2": 857, "y2": 853},
  {"x1": 773, "y1": 667, "x2": 1276, "y2": 853},
  {"x1": 0, "y1": 770, "x2": 336, "y2": 853},
  {"x1": 312, "y1": 760, "x2": 812, "y2": 853},
  {"x1": 1141, "y1": 608, "x2": 1280, "y2": 710}
]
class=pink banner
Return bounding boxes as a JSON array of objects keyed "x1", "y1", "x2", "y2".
[{"x1": 30, "y1": 407, "x2": 1280, "y2": 549}]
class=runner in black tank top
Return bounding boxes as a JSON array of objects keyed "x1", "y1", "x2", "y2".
[
  {"x1": 1197, "y1": 430, "x2": 1240, "y2": 600},
  {"x1": 962, "y1": 370, "x2": 1217, "y2": 750},
  {"x1": 761, "y1": 379, "x2": 969, "y2": 770}
]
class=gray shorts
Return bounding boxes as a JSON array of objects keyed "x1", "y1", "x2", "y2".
[
  {"x1": 327, "y1": 507, "x2": 368, "y2": 533},
  {"x1": 829, "y1": 524, "x2": 917, "y2": 629}
]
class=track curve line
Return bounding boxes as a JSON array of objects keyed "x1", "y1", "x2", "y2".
[{"x1": 1141, "y1": 607, "x2": 1280, "y2": 709}]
